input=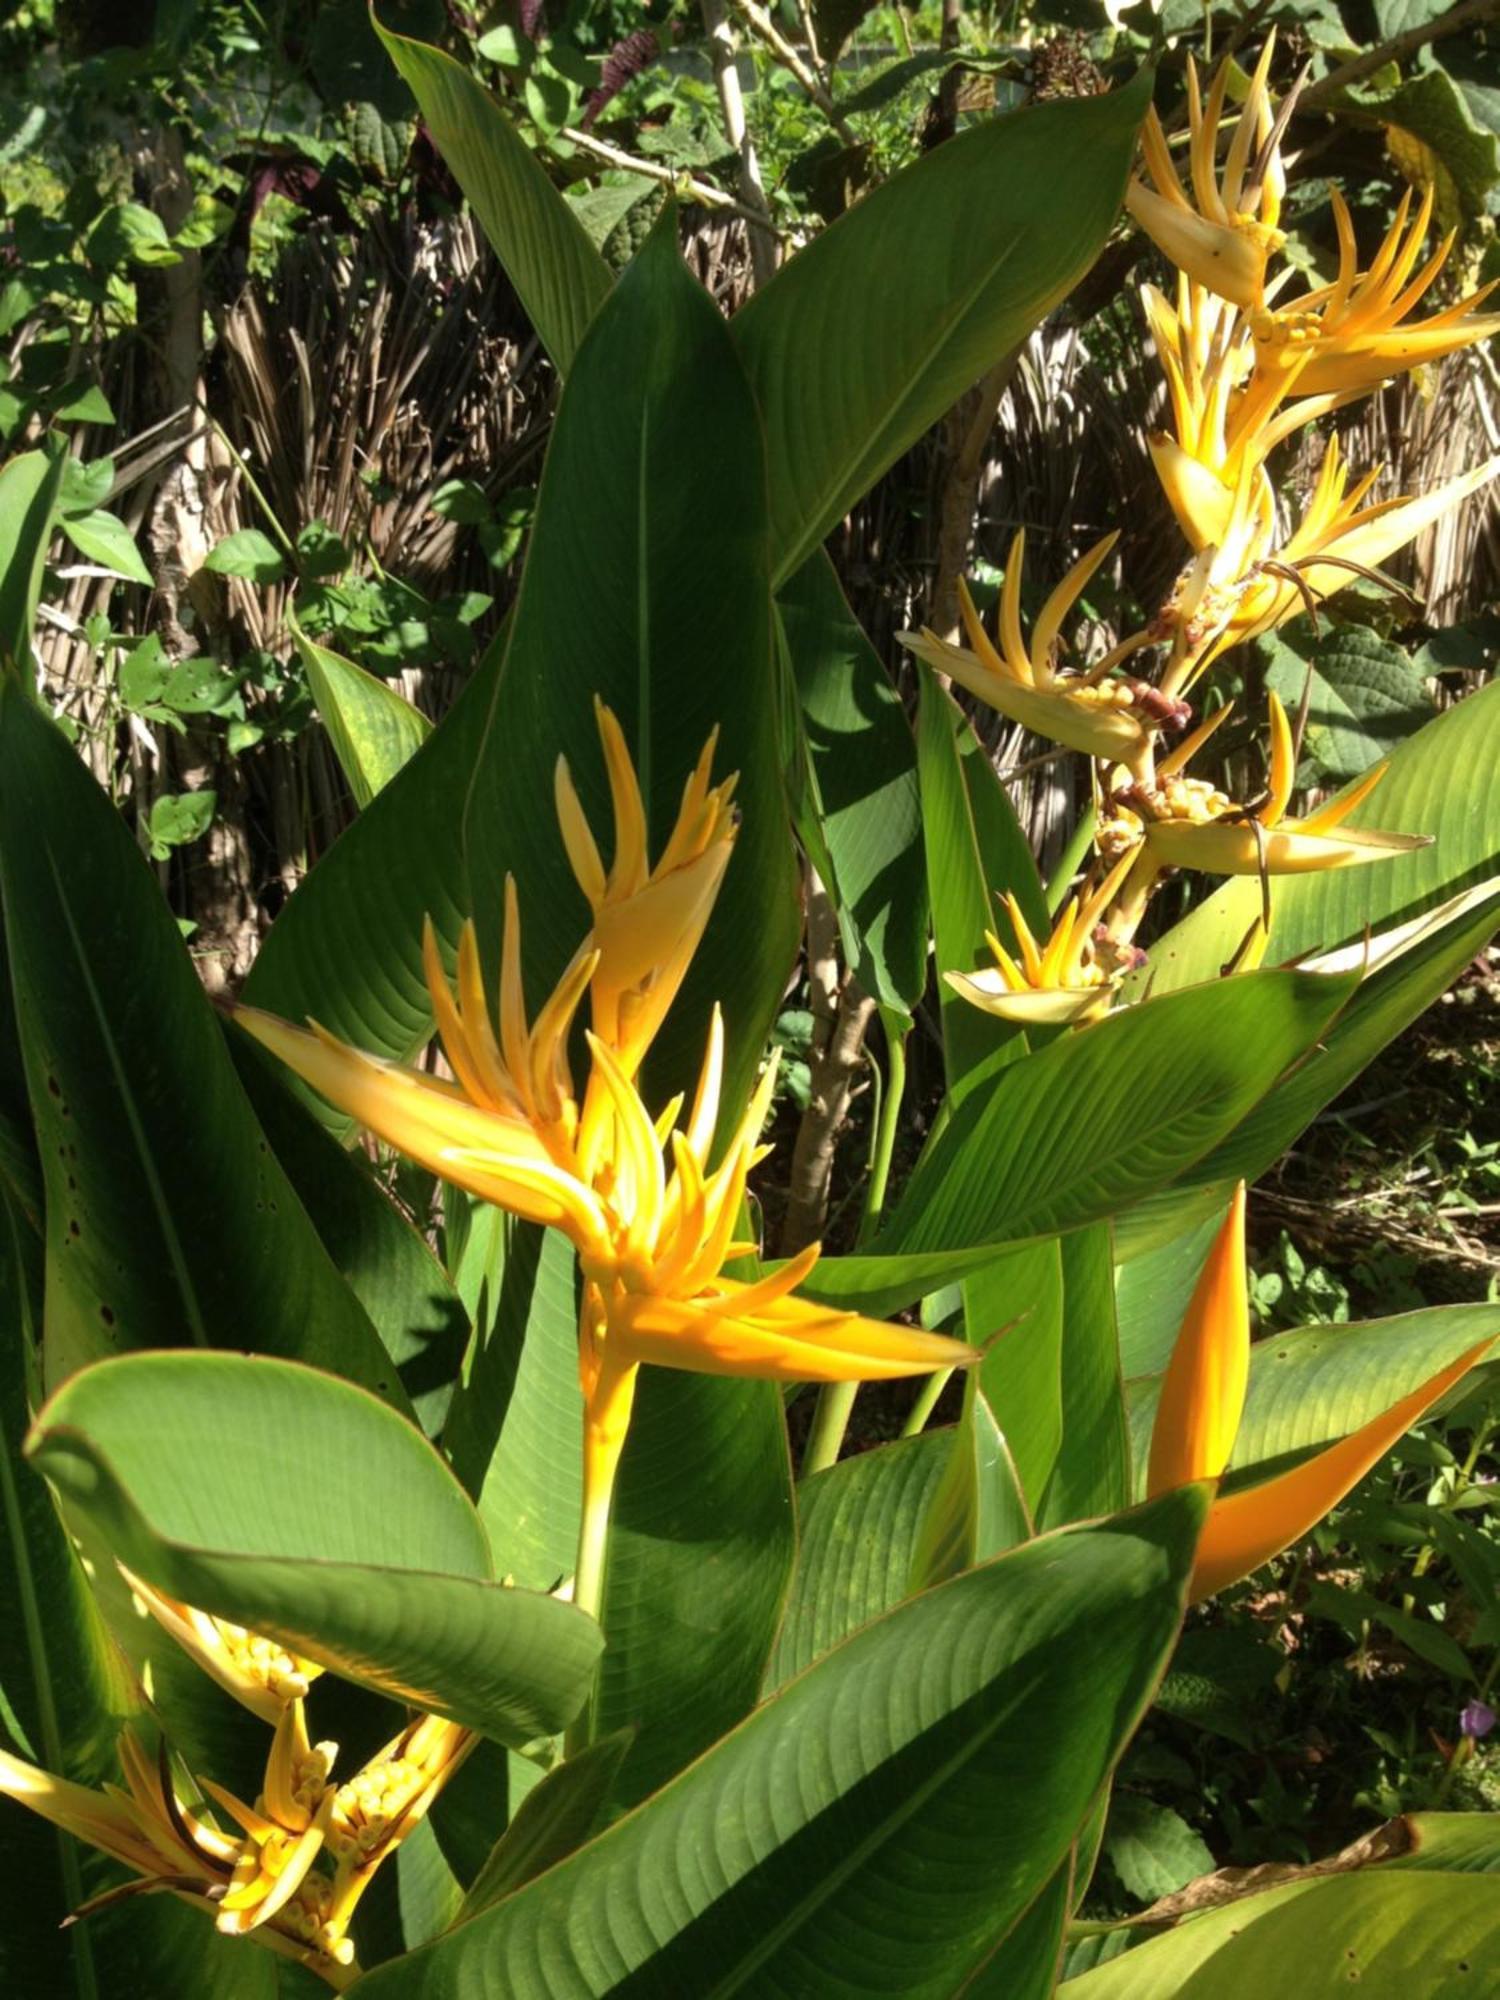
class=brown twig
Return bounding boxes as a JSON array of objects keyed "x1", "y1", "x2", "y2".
[
  {"x1": 1301, "y1": 0, "x2": 1500, "y2": 109},
  {"x1": 559, "y1": 125, "x2": 784, "y2": 234},
  {"x1": 699, "y1": 0, "x2": 780, "y2": 285},
  {"x1": 731, "y1": 0, "x2": 857, "y2": 146}
]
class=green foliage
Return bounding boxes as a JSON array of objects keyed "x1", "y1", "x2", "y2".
[{"x1": 1, "y1": 8, "x2": 1500, "y2": 1993}]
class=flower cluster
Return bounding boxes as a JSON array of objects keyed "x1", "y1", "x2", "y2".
[
  {"x1": 238, "y1": 701, "x2": 972, "y2": 1612},
  {"x1": 0, "y1": 1581, "x2": 471, "y2": 1987},
  {"x1": 905, "y1": 36, "x2": 1497, "y2": 1027}
]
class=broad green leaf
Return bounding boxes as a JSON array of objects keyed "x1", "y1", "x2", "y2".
[
  {"x1": 800, "y1": 967, "x2": 1355, "y2": 1316},
  {"x1": 1333, "y1": 61, "x2": 1500, "y2": 218},
  {"x1": 766, "y1": 1428, "x2": 954, "y2": 1688},
  {"x1": 201, "y1": 528, "x2": 286, "y2": 582},
  {"x1": 0, "y1": 443, "x2": 64, "y2": 686},
  {"x1": 1262, "y1": 626, "x2": 1433, "y2": 783},
  {"x1": 227, "y1": 1033, "x2": 467, "y2": 1436},
  {"x1": 779, "y1": 551, "x2": 928, "y2": 1011},
  {"x1": 0, "y1": 682, "x2": 404, "y2": 1404},
  {"x1": 0, "y1": 1194, "x2": 123, "y2": 1997},
  {"x1": 1390, "y1": 1811, "x2": 1500, "y2": 1872},
  {"x1": 460, "y1": 212, "x2": 799, "y2": 1115},
  {"x1": 374, "y1": 15, "x2": 612, "y2": 376},
  {"x1": 293, "y1": 624, "x2": 432, "y2": 808},
  {"x1": 1146, "y1": 681, "x2": 1500, "y2": 994},
  {"x1": 592, "y1": 1368, "x2": 795, "y2": 1809},
  {"x1": 917, "y1": 676, "x2": 1048, "y2": 1083},
  {"x1": 1127, "y1": 1304, "x2": 1500, "y2": 1493},
  {"x1": 1114, "y1": 1200, "x2": 1229, "y2": 1379},
  {"x1": 27, "y1": 1352, "x2": 602, "y2": 1747},
  {"x1": 352, "y1": 1489, "x2": 1207, "y2": 1999},
  {"x1": 911, "y1": 1383, "x2": 1031, "y2": 1590},
  {"x1": 1103, "y1": 1794, "x2": 1215, "y2": 1903},
  {"x1": 965, "y1": 1855, "x2": 1072, "y2": 1998},
  {"x1": 443, "y1": 1222, "x2": 582, "y2": 1592},
  {"x1": 458, "y1": 1731, "x2": 630, "y2": 1918},
  {"x1": 732, "y1": 72, "x2": 1149, "y2": 582},
  {"x1": 967, "y1": 1240, "x2": 1064, "y2": 1509},
  {"x1": 1063, "y1": 1868, "x2": 1500, "y2": 1996},
  {"x1": 56, "y1": 507, "x2": 153, "y2": 586},
  {"x1": 1118, "y1": 883, "x2": 1500, "y2": 1258},
  {"x1": 1041, "y1": 1224, "x2": 1130, "y2": 1528}
]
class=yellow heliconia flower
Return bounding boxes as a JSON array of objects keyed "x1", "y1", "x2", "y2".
[
  {"x1": 555, "y1": 697, "x2": 738, "y2": 1079},
  {"x1": 1145, "y1": 1186, "x2": 1495, "y2": 1600},
  {"x1": 1250, "y1": 183, "x2": 1500, "y2": 401},
  {"x1": 1162, "y1": 441, "x2": 1500, "y2": 689},
  {"x1": 900, "y1": 532, "x2": 1158, "y2": 771},
  {"x1": 1133, "y1": 691, "x2": 1429, "y2": 877},
  {"x1": 206, "y1": 1699, "x2": 340, "y2": 1943},
  {"x1": 237, "y1": 705, "x2": 973, "y2": 1608},
  {"x1": 944, "y1": 850, "x2": 1139, "y2": 1028},
  {"x1": 0, "y1": 1726, "x2": 354, "y2": 1989},
  {"x1": 314, "y1": 1713, "x2": 475, "y2": 1960},
  {"x1": 124, "y1": 1568, "x2": 323, "y2": 1723},
  {"x1": 1126, "y1": 40, "x2": 1287, "y2": 310}
]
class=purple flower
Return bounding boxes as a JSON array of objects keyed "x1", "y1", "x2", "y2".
[{"x1": 1460, "y1": 1699, "x2": 1496, "y2": 1740}]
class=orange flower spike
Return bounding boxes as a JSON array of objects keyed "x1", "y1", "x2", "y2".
[
  {"x1": 1147, "y1": 1186, "x2": 1250, "y2": 1496},
  {"x1": 556, "y1": 699, "x2": 739, "y2": 1080},
  {"x1": 1190, "y1": 1338, "x2": 1496, "y2": 1600}
]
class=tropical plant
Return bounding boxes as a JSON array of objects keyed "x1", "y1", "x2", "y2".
[{"x1": 3, "y1": 16, "x2": 1500, "y2": 1999}]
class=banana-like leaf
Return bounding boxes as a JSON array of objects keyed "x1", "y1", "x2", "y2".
[
  {"x1": 778, "y1": 552, "x2": 928, "y2": 1012},
  {"x1": 733, "y1": 72, "x2": 1151, "y2": 582},
  {"x1": 458, "y1": 1731, "x2": 630, "y2": 1919},
  {"x1": 460, "y1": 210, "x2": 799, "y2": 1115},
  {"x1": 765, "y1": 1428, "x2": 953, "y2": 1689},
  {"x1": 1117, "y1": 883, "x2": 1500, "y2": 1260},
  {"x1": 26, "y1": 1352, "x2": 602, "y2": 1747},
  {"x1": 228, "y1": 1032, "x2": 468, "y2": 1437},
  {"x1": 1115, "y1": 1200, "x2": 1230, "y2": 1380},
  {"x1": 293, "y1": 623, "x2": 432, "y2": 809},
  {"x1": 592, "y1": 1368, "x2": 796, "y2": 1810},
  {"x1": 374, "y1": 15, "x2": 611, "y2": 376},
  {"x1": 351, "y1": 1489, "x2": 1207, "y2": 1999},
  {"x1": 1127, "y1": 1305, "x2": 1500, "y2": 1495},
  {"x1": 0, "y1": 443, "x2": 65, "y2": 687},
  {"x1": 966, "y1": 1239, "x2": 1065, "y2": 1508},
  {"x1": 0, "y1": 682, "x2": 405, "y2": 1406},
  {"x1": 443, "y1": 1221, "x2": 582, "y2": 1591},
  {"x1": 910, "y1": 1382, "x2": 1031, "y2": 1589},
  {"x1": 966, "y1": 1855, "x2": 1072, "y2": 1997},
  {"x1": 1147, "y1": 680, "x2": 1500, "y2": 992},
  {"x1": 1040, "y1": 1223, "x2": 1130, "y2": 1528},
  {"x1": 797, "y1": 966, "x2": 1356, "y2": 1317},
  {"x1": 0, "y1": 1193, "x2": 126, "y2": 1995},
  {"x1": 1063, "y1": 1868, "x2": 1500, "y2": 1996}
]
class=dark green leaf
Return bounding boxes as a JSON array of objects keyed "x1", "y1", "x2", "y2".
[
  {"x1": 351, "y1": 1489, "x2": 1206, "y2": 1999},
  {"x1": 731, "y1": 73, "x2": 1150, "y2": 582},
  {"x1": 27, "y1": 1351, "x2": 603, "y2": 1746}
]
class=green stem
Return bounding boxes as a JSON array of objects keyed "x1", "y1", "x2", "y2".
[
  {"x1": 858, "y1": 1009, "x2": 908, "y2": 1247},
  {"x1": 900, "y1": 1367, "x2": 954, "y2": 1438},
  {"x1": 566, "y1": 1342, "x2": 637, "y2": 1757},
  {"x1": 801, "y1": 1380, "x2": 857, "y2": 1478}
]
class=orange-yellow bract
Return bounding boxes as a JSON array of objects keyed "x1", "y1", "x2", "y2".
[
  {"x1": 236, "y1": 704, "x2": 973, "y2": 1614},
  {"x1": 899, "y1": 533, "x2": 1158, "y2": 771},
  {"x1": 0, "y1": 1595, "x2": 475, "y2": 1988},
  {"x1": 1145, "y1": 1187, "x2": 1494, "y2": 1600}
]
